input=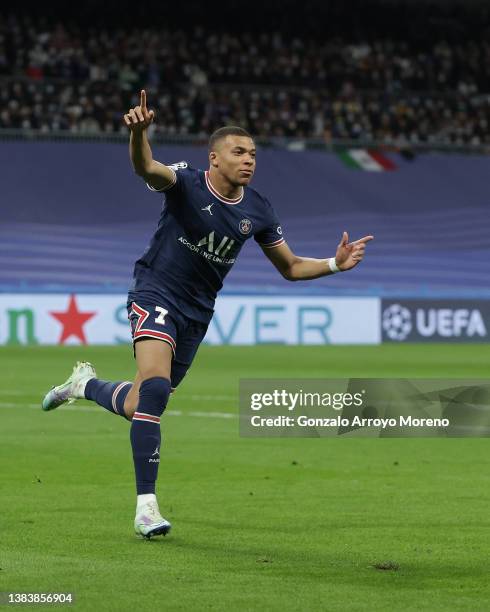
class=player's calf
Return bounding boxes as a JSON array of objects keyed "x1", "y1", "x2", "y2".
[{"x1": 130, "y1": 376, "x2": 171, "y2": 494}]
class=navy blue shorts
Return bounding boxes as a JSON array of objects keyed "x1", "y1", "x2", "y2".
[{"x1": 127, "y1": 299, "x2": 209, "y2": 389}]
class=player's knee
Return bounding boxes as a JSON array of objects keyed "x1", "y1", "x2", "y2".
[
  {"x1": 123, "y1": 386, "x2": 139, "y2": 415},
  {"x1": 138, "y1": 376, "x2": 171, "y2": 417},
  {"x1": 123, "y1": 396, "x2": 138, "y2": 418}
]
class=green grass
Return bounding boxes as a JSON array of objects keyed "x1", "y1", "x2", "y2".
[{"x1": 1, "y1": 344, "x2": 490, "y2": 611}]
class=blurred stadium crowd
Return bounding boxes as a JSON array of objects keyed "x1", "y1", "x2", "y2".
[{"x1": 1, "y1": 1, "x2": 489, "y2": 145}]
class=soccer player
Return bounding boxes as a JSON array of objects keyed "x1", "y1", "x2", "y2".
[{"x1": 42, "y1": 90, "x2": 373, "y2": 539}]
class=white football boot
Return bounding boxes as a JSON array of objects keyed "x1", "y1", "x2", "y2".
[
  {"x1": 134, "y1": 500, "x2": 172, "y2": 539},
  {"x1": 41, "y1": 361, "x2": 97, "y2": 411}
]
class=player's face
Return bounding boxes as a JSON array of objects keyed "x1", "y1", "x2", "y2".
[{"x1": 211, "y1": 136, "x2": 256, "y2": 186}]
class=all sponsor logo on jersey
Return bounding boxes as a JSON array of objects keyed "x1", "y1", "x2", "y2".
[
  {"x1": 178, "y1": 231, "x2": 236, "y2": 265},
  {"x1": 197, "y1": 231, "x2": 235, "y2": 256},
  {"x1": 239, "y1": 218, "x2": 252, "y2": 234}
]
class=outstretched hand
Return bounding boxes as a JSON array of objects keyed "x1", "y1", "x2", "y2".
[
  {"x1": 335, "y1": 232, "x2": 374, "y2": 271},
  {"x1": 123, "y1": 89, "x2": 155, "y2": 132}
]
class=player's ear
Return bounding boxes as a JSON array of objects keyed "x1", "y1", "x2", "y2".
[{"x1": 209, "y1": 151, "x2": 218, "y2": 168}]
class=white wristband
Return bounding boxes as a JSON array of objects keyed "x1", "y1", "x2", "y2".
[{"x1": 328, "y1": 257, "x2": 340, "y2": 273}]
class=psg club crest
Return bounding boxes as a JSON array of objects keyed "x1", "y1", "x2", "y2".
[{"x1": 239, "y1": 218, "x2": 252, "y2": 234}]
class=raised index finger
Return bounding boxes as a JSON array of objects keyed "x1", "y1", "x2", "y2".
[
  {"x1": 140, "y1": 89, "x2": 147, "y2": 110},
  {"x1": 350, "y1": 235, "x2": 374, "y2": 246}
]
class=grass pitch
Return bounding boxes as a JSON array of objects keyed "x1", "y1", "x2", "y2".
[{"x1": 1, "y1": 344, "x2": 490, "y2": 611}]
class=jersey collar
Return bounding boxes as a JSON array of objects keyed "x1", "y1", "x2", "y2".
[{"x1": 205, "y1": 171, "x2": 244, "y2": 205}]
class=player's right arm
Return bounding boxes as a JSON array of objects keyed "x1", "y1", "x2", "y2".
[{"x1": 124, "y1": 90, "x2": 175, "y2": 191}]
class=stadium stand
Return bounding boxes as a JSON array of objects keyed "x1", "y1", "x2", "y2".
[{"x1": 1, "y1": 2, "x2": 489, "y2": 145}]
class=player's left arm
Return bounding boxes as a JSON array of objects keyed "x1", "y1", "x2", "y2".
[{"x1": 262, "y1": 232, "x2": 374, "y2": 280}]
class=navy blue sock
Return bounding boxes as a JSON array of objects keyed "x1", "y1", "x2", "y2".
[
  {"x1": 85, "y1": 379, "x2": 132, "y2": 420},
  {"x1": 130, "y1": 377, "x2": 171, "y2": 495}
]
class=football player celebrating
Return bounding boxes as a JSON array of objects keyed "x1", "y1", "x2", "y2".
[{"x1": 42, "y1": 90, "x2": 373, "y2": 539}]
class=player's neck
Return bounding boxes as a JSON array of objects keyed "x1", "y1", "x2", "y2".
[{"x1": 208, "y1": 168, "x2": 243, "y2": 201}]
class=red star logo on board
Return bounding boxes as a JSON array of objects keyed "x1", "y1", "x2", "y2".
[{"x1": 49, "y1": 295, "x2": 96, "y2": 345}]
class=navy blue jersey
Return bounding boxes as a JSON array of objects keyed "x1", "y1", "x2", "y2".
[{"x1": 128, "y1": 162, "x2": 285, "y2": 323}]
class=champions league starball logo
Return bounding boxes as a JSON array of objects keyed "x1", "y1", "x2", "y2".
[
  {"x1": 239, "y1": 218, "x2": 252, "y2": 234},
  {"x1": 382, "y1": 303, "x2": 412, "y2": 340}
]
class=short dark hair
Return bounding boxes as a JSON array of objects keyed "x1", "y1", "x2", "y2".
[{"x1": 208, "y1": 126, "x2": 253, "y2": 152}]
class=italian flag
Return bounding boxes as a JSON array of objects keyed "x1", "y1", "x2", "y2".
[{"x1": 337, "y1": 149, "x2": 396, "y2": 172}]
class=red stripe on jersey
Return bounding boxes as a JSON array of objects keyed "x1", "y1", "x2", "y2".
[
  {"x1": 205, "y1": 171, "x2": 244, "y2": 204},
  {"x1": 260, "y1": 238, "x2": 285, "y2": 249},
  {"x1": 131, "y1": 302, "x2": 150, "y2": 332},
  {"x1": 130, "y1": 303, "x2": 176, "y2": 353},
  {"x1": 146, "y1": 168, "x2": 177, "y2": 192},
  {"x1": 133, "y1": 330, "x2": 176, "y2": 350}
]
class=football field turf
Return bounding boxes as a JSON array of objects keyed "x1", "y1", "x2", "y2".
[{"x1": 1, "y1": 344, "x2": 490, "y2": 611}]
